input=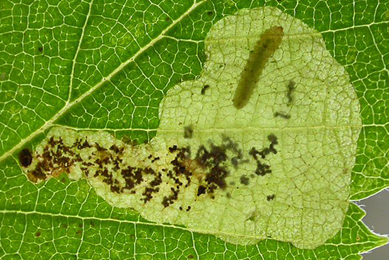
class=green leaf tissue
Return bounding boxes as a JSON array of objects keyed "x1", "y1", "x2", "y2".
[{"x1": 0, "y1": 1, "x2": 388, "y2": 259}]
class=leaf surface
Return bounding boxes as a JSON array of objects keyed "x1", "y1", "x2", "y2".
[{"x1": 0, "y1": 0, "x2": 388, "y2": 259}]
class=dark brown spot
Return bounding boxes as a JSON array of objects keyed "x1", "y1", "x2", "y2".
[
  {"x1": 268, "y1": 134, "x2": 278, "y2": 144},
  {"x1": 38, "y1": 46, "x2": 43, "y2": 52},
  {"x1": 240, "y1": 175, "x2": 249, "y2": 185},
  {"x1": 95, "y1": 143, "x2": 107, "y2": 152},
  {"x1": 197, "y1": 185, "x2": 206, "y2": 196},
  {"x1": 142, "y1": 171, "x2": 162, "y2": 203},
  {"x1": 194, "y1": 140, "x2": 239, "y2": 194},
  {"x1": 184, "y1": 125, "x2": 193, "y2": 138},
  {"x1": 201, "y1": 84, "x2": 210, "y2": 95},
  {"x1": 122, "y1": 136, "x2": 137, "y2": 145},
  {"x1": 169, "y1": 145, "x2": 178, "y2": 153},
  {"x1": 162, "y1": 198, "x2": 169, "y2": 207},
  {"x1": 255, "y1": 162, "x2": 272, "y2": 176},
  {"x1": 184, "y1": 125, "x2": 194, "y2": 139},
  {"x1": 286, "y1": 80, "x2": 296, "y2": 105},
  {"x1": 76, "y1": 139, "x2": 91, "y2": 149},
  {"x1": 29, "y1": 165, "x2": 47, "y2": 181},
  {"x1": 274, "y1": 112, "x2": 291, "y2": 119},
  {"x1": 48, "y1": 137, "x2": 56, "y2": 146},
  {"x1": 267, "y1": 194, "x2": 275, "y2": 201},
  {"x1": 36, "y1": 231, "x2": 41, "y2": 237},
  {"x1": 207, "y1": 11, "x2": 213, "y2": 16},
  {"x1": 161, "y1": 185, "x2": 180, "y2": 207},
  {"x1": 151, "y1": 156, "x2": 160, "y2": 163},
  {"x1": 248, "y1": 134, "x2": 278, "y2": 176},
  {"x1": 19, "y1": 148, "x2": 33, "y2": 167},
  {"x1": 110, "y1": 144, "x2": 123, "y2": 154}
]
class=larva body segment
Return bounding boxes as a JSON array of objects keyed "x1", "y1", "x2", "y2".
[{"x1": 233, "y1": 26, "x2": 284, "y2": 109}]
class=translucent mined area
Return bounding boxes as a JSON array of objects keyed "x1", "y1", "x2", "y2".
[{"x1": 154, "y1": 6, "x2": 362, "y2": 249}]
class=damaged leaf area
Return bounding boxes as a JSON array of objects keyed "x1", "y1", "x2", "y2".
[{"x1": 21, "y1": 7, "x2": 362, "y2": 250}]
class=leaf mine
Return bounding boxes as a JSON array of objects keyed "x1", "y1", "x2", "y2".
[{"x1": 22, "y1": 7, "x2": 362, "y2": 250}]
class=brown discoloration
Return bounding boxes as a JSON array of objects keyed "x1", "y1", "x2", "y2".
[
  {"x1": 197, "y1": 185, "x2": 206, "y2": 196},
  {"x1": 274, "y1": 112, "x2": 291, "y2": 119},
  {"x1": 184, "y1": 125, "x2": 194, "y2": 139},
  {"x1": 286, "y1": 80, "x2": 296, "y2": 105},
  {"x1": 267, "y1": 194, "x2": 275, "y2": 201},
  {"x1": 240, "y1": 175, "x2": 249, "y2": 185},
  {"x1": 28, "y1": 165, "x2": 47, "y2": 183},
  {"x1": 163, "y1": 137, "x2": 247, "y2": 203},
  {"x1": 110, "y1": 144, "x2": 123, "y2": 154},
  {"x1": 19, "y1": 148, "x2": 33, "y2": 167},
  {"x1": 201, "y1": 84, "x2": 210, "y2": 95},
  {"x1": 249, "y1": 134, "x2": 278, "y2": 176},
  {"x1": 233, "y1": 26, "x2": 284, "y2": 109},
  {"x1": 121, "y1": 135, "x2": 137, "y2": 146},
  {"x1": 24, "y1": 129, "x2": 281, "y2": 209}
]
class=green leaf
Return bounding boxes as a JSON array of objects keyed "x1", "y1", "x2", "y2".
[{"x1": 0, "y1": 0, "x2": 388, "y2": 259}]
